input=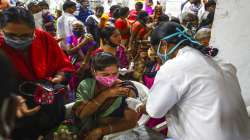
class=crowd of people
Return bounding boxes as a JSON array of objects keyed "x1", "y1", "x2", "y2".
[{"x1": 1, "y1": 0, "x2": 250, "y2": 140}]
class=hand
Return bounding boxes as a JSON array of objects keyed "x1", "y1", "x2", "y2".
[
  {"x1": 16, "y1": 96, "x2": 41, "y2": 118},
  {"x1": 72, "y1": 101, "x2": 87, "y2": 117},
  {"x1": 51, "y1": 74, "x2": 65, "y2": 84},
  {"x1": 55, "y1": 37, "x2": 64, "y2": 43},
  {"x1": 54, "y1": 129, "x2": 77, "y2": 140},
  {"x1": 104, "y1": 86, "x2": 130, "y2": 99},
  {"x1": 126, "y1": 97, "x2": 143, "y2": 113},
  {"x1": 84, "y1": 34, "x2": 94, "y2": 43},
  {"x1": 84, "y1": 128, "x2": 103, "y2": 140}
]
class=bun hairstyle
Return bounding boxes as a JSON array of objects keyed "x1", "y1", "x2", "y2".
[{"x1": 150, "y1": 22, "x2": 218, "y2": 57}]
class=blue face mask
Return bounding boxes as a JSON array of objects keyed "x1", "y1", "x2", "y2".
[
  {"x1": 4, "y1": 36, "x2": 33, "y2": 50},
  {"x1": 157, "y1": 27, "x2": 196, "y2": 63},
  {"x1": 157, "y1": 39, "x2": 188, "y2": 63},
  {"x1": 73, "y1": 30, "x2": 84, "y2": 37}
]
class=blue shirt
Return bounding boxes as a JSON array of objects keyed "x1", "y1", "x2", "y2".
[{"x1": 76, "y1": 7, "x2": 94, "y2": 24}]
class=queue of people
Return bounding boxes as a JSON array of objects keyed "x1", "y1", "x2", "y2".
[{"x1": 0, "y1": 0, "x2": 250, "y2": 140}]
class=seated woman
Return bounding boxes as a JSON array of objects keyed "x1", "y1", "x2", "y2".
[
  {"x1": 92, "y1": 26, "x2": 129, "y2": 69},
  {"x1": 0, "y1": 7, "x2": 74, "y2": 140},
  {"x1": 66, "y1": 20, "x2": 97, "y2": 94},
  {"x1": 66, "y1": 20, "x2": 96, "y2": 65},
  {"x1": 73, "y1": 52, "x2": 139, "y2": 140}
]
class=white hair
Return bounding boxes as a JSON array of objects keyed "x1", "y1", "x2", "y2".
[
  {"x1": 72, "y1": 20, "x2": 84, "y2": 27},
  {"x1": 194, "y1": 28, "x2": 211, "y2": 41}
]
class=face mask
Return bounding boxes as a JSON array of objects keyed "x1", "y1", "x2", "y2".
[
  {"x1": 95, "y1": 74, "x2": 118, "y2": 87},
  {"x1": 4, "y1": 36, "x2": 33, "y2": 50},
  {"x1": 73, "y1": 10, "x2": 80, "y2": 16},
  {"x1": 42, "y1": 9, "x2": 50, "y2": 14},
  {"x1": 33, "y1": 11, "x2": 43, "y2": 20},
  {"x1": 157, "y1": 32, "x2": 189, "y2": 63},
  {"x1": 73, "y1": 30, "x2": 83, "y2": 37}
]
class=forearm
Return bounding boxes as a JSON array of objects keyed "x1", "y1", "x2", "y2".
[
  {"x1": 67, "y1": 46, "x2": 81, "y2": 54},
  {"x1": 79, "y1": 92, "x2": 107, "y2": 119},
  {"x1": 100, "y1": 119, "x2": 137, "y2": 136},
  {"x1": 76, "y1": 51, "x2": 91, "y2": 73},
  {"x1": 67, "y1": 40, "x2": 87, "y2": 54}
]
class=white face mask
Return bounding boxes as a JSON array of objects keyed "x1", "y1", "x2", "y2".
[
  {"x1": 42, "y1": 9, "x2": 50, "y2": 14},
  {"x1": 33, "y1": 11, "x2": 43, "y2": 28},
  {"x1": 33, "y1": 11, "x2": 43, "y2": 19}
]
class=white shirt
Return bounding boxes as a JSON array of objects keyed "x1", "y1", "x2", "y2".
[
  {"x1": 56, "y1": 12, "x2": 77, "y2": 50},
  {"x1": 146, "y1": 46, "x2": 250, "y2": 140},
  {"x1": 182, "y1": 2, "x2": 205, "y2": 16}
]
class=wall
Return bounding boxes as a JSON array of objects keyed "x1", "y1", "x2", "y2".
[{"x1": 210, "y1": 0, "x2": 250, "y2": 105}]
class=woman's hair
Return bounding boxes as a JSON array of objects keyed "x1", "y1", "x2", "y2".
[
  {"x1": 199, "y1": 12, "x2": 214, "y2": 28},
  {"x1": 91, "y1": 52, "x2": 118, "y2": 71},
  {"x1": 194, "y1": 28, "x2": 211, "y2": 41},
  {"x1": 137, "y1": 11, "x2": 149, "y2": 24},
  {"x1": 119, "y1": 7, "x2": 129, "y2": 17},
  {"x1": 170, "y1": 16, "x2": 180, "y2": 24},
  {"x1": 150, "y1": 22, "x2": 218, "y2": 57},
  {"x1": 112, "y1": 8, "x2": 121, "y2": 19},
  {"x1": 158, "y1": 14, "x2": 169, "y2": 23},
  {"x1": 0, "y1": 7, "x2": 35, "y2": 29},
  {"x1": 72, "y1": 20, "x2": 84, "y2": 26},
  {"x1": 101, "y1": 26, "x2": 116, "y2": 45},
  {"x1": 181, "y1": 12, "x2": 198, "y2": 24},
  {"x1": 205, "y1": 0, "x2": 216, "y2": 10},
  {"x1": 38, "y1": 1, "x2": 49, "y2": 8},
  {"x1": 95, "y1": 5, "x2": 104, "y2": 13},
  {"x1": 110, "y1": 4, "x2": 121, "y2": 17}
]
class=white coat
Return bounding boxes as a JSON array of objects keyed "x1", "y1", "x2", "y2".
[{"x1": 146, "y1": 46, "x2": 250, "y2": 140}]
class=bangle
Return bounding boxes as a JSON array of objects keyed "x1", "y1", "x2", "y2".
[
  {"x1": 108, "y1": 124, "x2": 113, "y2": 133},
  {"x1": 92, "y1": 99, "x2": 101, "y2": 106},
  {"x1": 137, "y1": 106, "x2": 141, "y2": 113}
]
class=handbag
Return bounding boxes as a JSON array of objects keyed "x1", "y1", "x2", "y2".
[{"x1": 19, "y1": 81, "x2": 66, "y2": 105}]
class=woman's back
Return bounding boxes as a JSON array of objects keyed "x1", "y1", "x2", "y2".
[{"x1": 148, "y1": 46, "x2": 250, "y2": 140}]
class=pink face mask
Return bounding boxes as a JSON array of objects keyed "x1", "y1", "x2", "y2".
[{"x1": 95, "y1": 74, "x2": 118, "y2": 87}]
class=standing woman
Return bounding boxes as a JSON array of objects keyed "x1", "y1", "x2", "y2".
[
  {"x1": 152, "y1": 4, "x2": 163, "y2": 23},
  {"x1": 128, "y1": 11, "x2": 152, "y2": 61},
  {"x1": 115, "y1": 7, "x2": 130, "y2": 47},
  {"x1": 146, "y1": 22, "x2": 250, "y2": 140}
]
